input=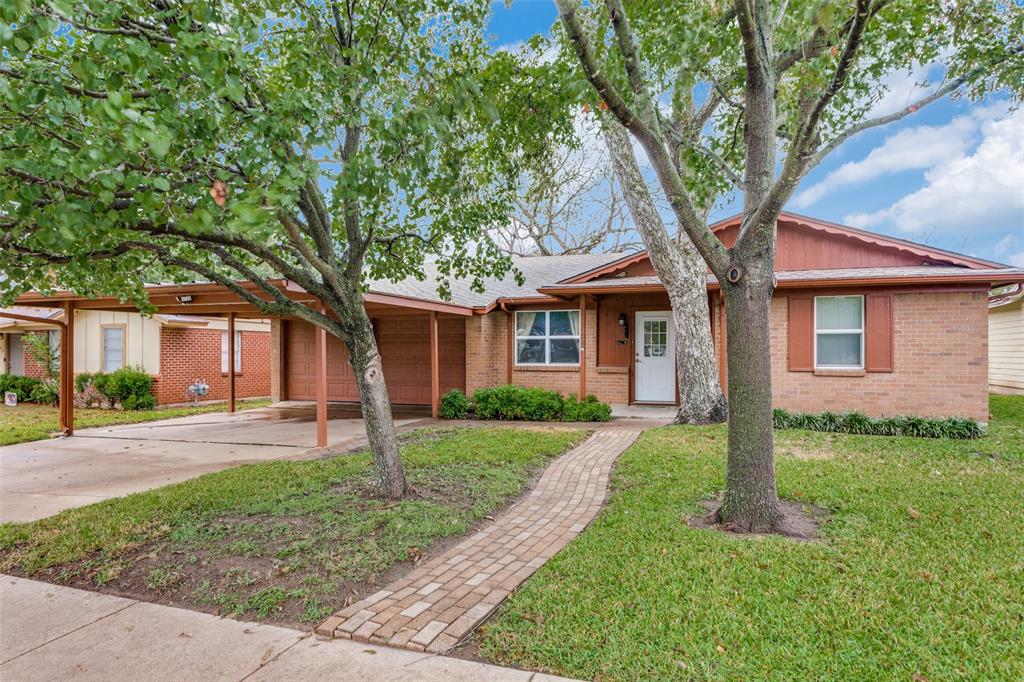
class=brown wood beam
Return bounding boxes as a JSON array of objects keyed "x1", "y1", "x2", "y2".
[
  {"x1": 227, "y1": 312, "x2": 236, "y2": 414},
  {"x1": 578, "y1": 295, "x2": 587, "y2": 399},
  {"x1": 429, "y1": 311, "x2": 439, "y2": 419},
  {"x1": 61, "y1": 301, "x2": 75, "y2": 435},
  {"x1": 315, "y1": 308, "x2": 328, "y2": 448}
]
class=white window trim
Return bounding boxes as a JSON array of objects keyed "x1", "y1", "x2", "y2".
[
  {"x1": 514, "y1": 310, "x2": 581, "y2": 366},
  {"x1": 813, "y1": 295, "x2": 865, "y2": 370},
  {"x1": 221, "y1": 330, "x2": 242, "y2": 373}
]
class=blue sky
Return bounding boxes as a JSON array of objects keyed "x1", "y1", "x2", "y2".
[{"x1": 487, "y1": 2, "x2": 1024, "y2": 266}]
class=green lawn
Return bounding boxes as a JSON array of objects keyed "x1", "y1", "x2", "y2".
[
  {"x1": 0, "y1": 426, "x2": 585, "y2": 626},
  {"x1": 0, "y1": 398, "x2": 273, "y2": 446},
  {"x1": 481, "y1": 395, "x2": 1024, "y2": 681}
]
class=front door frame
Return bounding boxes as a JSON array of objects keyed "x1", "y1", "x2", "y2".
[{"x1": 629, "y1": 308, "x2": 679, "y2": 405}]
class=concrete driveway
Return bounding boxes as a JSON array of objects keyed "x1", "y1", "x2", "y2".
[{"x1": 0, "y1": 405, "x2": 428, "y2": 524}]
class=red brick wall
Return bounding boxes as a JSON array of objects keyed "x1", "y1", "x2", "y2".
[
  {"x1": 761, "y1": 289, "x2": 989, "y2": 421},
  {"x1": 465, "y1": 288, "x2": 990, "y2": 420},
  {"x1": 153, "y1": 327, "x2": 271, "y2": 405},
  {"x1": 21, "y1": 331, "x2": 49, "y2": 379},
  {"x1": 467, "y1": 301, "x2": 632, "y2": 405}
]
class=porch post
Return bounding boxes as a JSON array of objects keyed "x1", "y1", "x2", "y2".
[
  {"x1": 61, "y1": 301, "x2": 75, "y2": 435},
  {"x1": 430, "y1": 311, "x2": 439, "y2": 418},
  {"x1": 227, "y1": 313, "x2": 236, "y2": 413},
  {"x1": 578, "y1": 295, "x2": 586, "y2": 399},
  {"x1": 315, "y1": 307, "x2": 328, "y2": 448}
]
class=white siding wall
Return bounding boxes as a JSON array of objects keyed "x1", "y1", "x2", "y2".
[
  {"x1": 73, "y1": 311, "x2": 161, "y2": 375},
  {"x1": 989, "y1": 299, "x2": 1024, "y2": 394}
]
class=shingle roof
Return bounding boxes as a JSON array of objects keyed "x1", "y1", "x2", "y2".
[
  {"x1": 538, "y1": 266, "x2": 1024, "y2": 293},
  {"x1": 366, "y1": 253, "x2": 631, "y2": 307}
]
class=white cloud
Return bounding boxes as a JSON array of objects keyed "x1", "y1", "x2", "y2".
[
  {"x1": 843, "y1": 105, "x2": 1024, "y2": 237},
  {"x1": 792, "y1": 115, "x2": 977, "y2": 208},
  {"x1": 994, "y1": 233, "x2": 1018, "y2": 257},
  {"x1": 1009, "y1": 252, "x2": 1024, "y2": 267},
  {"x1": 867, "y1": 62, "x2": 943, "y2": 118}
]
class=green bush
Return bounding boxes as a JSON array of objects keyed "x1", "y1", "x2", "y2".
[
  {"x1": 122, "y1": 393, "x2": 157, "y2": 411},
  {"x1": 29, "y1": 381, "x2": 60, "y2": 406},
  {"x1": 462, "y1": 385, "x2": 612, "y2": 422},
  {"x1": 0, "y1": 374, "x2": 44, "y2": 402},
  {"x1": 438, "y1": 389, "x2": 470, "y2": 419},
  {"x1": 772, "y1": 407, "x2": 982, "y2": 439},
  {"x1": 563, "y1": 394, "x2": 612, "y2": 422},
  {"x1": 74, "y1": 372, "x2": 93, "y2": 393},
  {"x1": 79, "y1": 367, "x2": 155, "y2": 410},
  {"x1": 473, "y1": 385, "x2": 564, "y2": 421}
]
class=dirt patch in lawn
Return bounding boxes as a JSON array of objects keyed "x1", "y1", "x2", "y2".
[
  {"x1": 687, "y1": 497, "x2": 830, "y2": 541},
  {"x1": 24, "y1": 463, "x2": 552, "y2": 630}
]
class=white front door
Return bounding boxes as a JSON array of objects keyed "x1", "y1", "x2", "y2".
[{"x1": 634, "y1": 312, "x2": 675, "y2": 403}]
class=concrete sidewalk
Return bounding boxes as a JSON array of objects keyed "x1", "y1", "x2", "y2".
[{"x1": 0, "y1": 575, "x2": 577, "y2": 682}]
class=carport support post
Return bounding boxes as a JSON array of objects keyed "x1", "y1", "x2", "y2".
[
  {"x1": 227, "y1": 313, "x2": 236, "y2": 414},
  {"x1": 430, "y1": 311, "x2": 439, "y2": 419},
  {"x1": 315, "y1": 306, "x2": 328, "y2": 448},
  {"x1": 61, "y1": 301, "x2": 74, "y2": 435}
]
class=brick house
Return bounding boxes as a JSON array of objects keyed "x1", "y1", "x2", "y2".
[
  {"x1": 262, "y1": 213, "x2": 1020, "y2": 423},
  {"x1": 14, "y1": 213, "x2": 1023, "y2": 429},
  {"x1": 0, "y1": 309, "x2": 270, "y2": 405}
]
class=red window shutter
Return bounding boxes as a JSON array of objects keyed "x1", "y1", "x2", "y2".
[
  {"x1": 865, "y1": 293, "x2": 893, "y2": 372},
  {"x1": 788, "y1": 296, "x2": 814, "y2": 372}
]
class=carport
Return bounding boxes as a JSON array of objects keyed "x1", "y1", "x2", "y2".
[{"x1": 13, "y1": 281, "x2": 472, "y2": 446}]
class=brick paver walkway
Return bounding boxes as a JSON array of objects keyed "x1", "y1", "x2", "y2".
[{"x1": 316, "y1": 428, "x2": 640, "y2": 653}]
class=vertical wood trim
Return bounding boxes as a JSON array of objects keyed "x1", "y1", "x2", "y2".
[
  {"x1": 787, "y1": 296, "x2": 814, "y2": 372},
  {"x1": 227, "y1": 313, "x2": 236, "y2": 413},
  {"x1": 280, "y1": 319, "x2": 289, "y2": 401},
  {"x1": 505, "y1": 310, "x2": 513, "y2": 384},
  {"x1": 578, "y1": 296, "x2": 587, "y2": 398},
  {"x1": 430, "y1": 311, "x2": 439, "y2": 418},
  {"x1": 865, "y1": 293, "x2": 894, "y2": 372},
  {"x1": 315, "y1": 309, "x2": 328, "y2": 448},
  {"x1": 62, "y1": 302, "x2": 75, "y2": 435}
]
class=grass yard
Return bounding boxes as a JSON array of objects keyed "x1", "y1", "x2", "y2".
[
  {"x1": 0, "y1": 398, "x2": 273, "y2": 446},
  {"x1": 480, "y1": 395, "x2": 1024, "y2": 681},
  {"x1": 0, "y1": 426, "x2": 584, "y2": 627}
]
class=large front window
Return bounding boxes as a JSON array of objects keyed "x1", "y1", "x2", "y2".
[
  {"x1": 815, "y1": 295, "x2": 864, "y2": 369},
  {"x1": 515, "y1": 310, "x2": 580, "y2": 365}
]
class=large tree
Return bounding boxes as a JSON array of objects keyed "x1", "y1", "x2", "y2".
[
  {"x1": 493, "y1": 115, "x2": 640, "y2": 257},
  {"x1": 554, "y1": 0, "x2": 1022, "y2": 530},
  {"x1": 0, "y1": 0, "x2": 557, "y2": 499}
]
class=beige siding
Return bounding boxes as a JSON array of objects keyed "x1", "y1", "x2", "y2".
[
  {"x1": 73, "y1": 310, "x2": 162, "y2": 375},
  {"x1": 989, "y1": 299, "x2": 1024, "y2": 393}
]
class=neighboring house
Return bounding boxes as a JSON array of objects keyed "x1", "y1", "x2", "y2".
[
  {"x1": 0, "y1": 308, "x2": 271, "y2": 405},
  {"x1": 988, "y1": 285, "x2": 1024, "y2": 395},
  {"x1": 14, "y1": 212, "x2": 1024, "y2": 423}
]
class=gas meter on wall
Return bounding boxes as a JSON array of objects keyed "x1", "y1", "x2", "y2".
[{"x1": 186, "y1": 379, "x2": 210, "y2": 403}]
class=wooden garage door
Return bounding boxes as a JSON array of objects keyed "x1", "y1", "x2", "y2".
[{"x1": 285, "y1": 317, "x2": 465, "y2": 404}]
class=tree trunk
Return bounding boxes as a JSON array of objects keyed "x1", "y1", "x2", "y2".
[
  {"x1": 716, "y1": 271, "x2": 783, "y2": 532},
  {"x1": 339, "y1": 301, "x2": 407, "y2": 500},
  {"x1": 602, "y1": 120, "x2": 727, "y2": 424}
]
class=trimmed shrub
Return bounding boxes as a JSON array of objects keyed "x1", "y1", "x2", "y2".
[
  {"x1": 122, "y1": 393, "x2": 158, "y2": 411},
  {"x1": 773, "y1": 407, "x2": 982, "y2": 439},
  {"x1": 438, "y1": 389, "x2": 470, "y2": 419},
  {"x1": 461, "y1": 385, "x2": 612, "y2": 422},
  {"x1": 29, "y1": 381, "x2": 60, "y2": 406},
  {"x1": 78, "y1": 367, "x2": 155, "y2": 410},
  {"x1": 473, "y1": 385, "x2": 563, "y2": 421},
  {"x1": 0, "y1": 374, "x2": 44, "y2": 402},
  {"x1": 563, "y1": 394, "x2": 613, "y2": 422}
]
